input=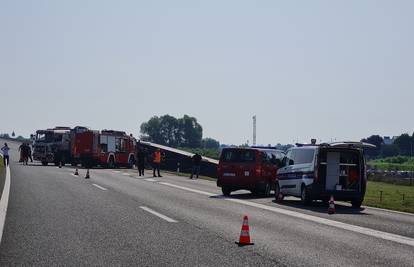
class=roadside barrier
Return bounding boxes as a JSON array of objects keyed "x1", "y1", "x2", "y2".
[
  {"x1": 328, "y1": 195, "x2": 336, "y2": 215},
  {"x1": 236, "y1": 215, "x2": 254, "y2": 246}
]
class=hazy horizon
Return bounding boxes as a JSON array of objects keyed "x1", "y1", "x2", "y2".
[{"x1": 1, "y1": 1, "x2": 413, "y2": 145}]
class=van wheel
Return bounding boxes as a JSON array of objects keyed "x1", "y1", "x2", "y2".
[
  {"x1": 263, "y1": 182, "x2": 271, "y2": 197},
  {"x1": 222, "y1": 186, "x2": 231, "y2": 197},
  {"x1": 301, "y1": 185, "x2": 312, "y2": 205},
  {"x1": 351, "y1": 199, "x2": 363, "y2": 209},
  {"x1": 274, "y1": 182, "x2": 283, "y2": 202}
]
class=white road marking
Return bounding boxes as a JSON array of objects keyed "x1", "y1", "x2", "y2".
[
  {"x1": 122, "y1": 173, "x2": 130, "y2": 176},
  {"x1": 144, "y1": 178, "x2": 158, "y2": 182},
  {"x1": 363, "y1": 205, "x2": 414, "y2": 217},
  {"x1": 0, "y1": 158, "x2": 11, "y2": 243},
  {"x1": 159, "y1": 182, "x2": 216, "y2": 197},
  {"x1": 159, "y1": 182, "x2": 414, "y2": 247},
  {"x1": 92, "y1": 184, "x2": 107, "y2": 191},
  {"x1": 139, "y1": 206, "x2": 178, "y2": 223},
  {"x1": 70, "y1": 174, "x2": 79, "y2": 178},
  {"x1": 112, "y1": 171, "x2": 120, "y2": 173}
]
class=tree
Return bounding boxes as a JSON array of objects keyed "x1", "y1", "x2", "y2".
[
  {"x1": 361, "y1": 135, "x2": 383, "y2": 157},
  {"x1": 381, "y1": 144, "x2": 400, "y2": 158},
  {"x1": 202, "y1": 138, "x2": 220, "y2": 149},
  {"x1": 178, "y1": 115, "x2": 202, "y2": 148},
  {"x1": 140, "y1": 114, "x2": 203, "y2": 148},
  {"x1": 394, "y1": 133, "x2": 413, "y2": 156},
  {"x1": 140, "y1": 116, "x2": 163, "y2": 144}
]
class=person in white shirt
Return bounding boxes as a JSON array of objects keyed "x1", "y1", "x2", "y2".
[{"x1": 1, "y1": 143, "x2": 10, "y2": 166}]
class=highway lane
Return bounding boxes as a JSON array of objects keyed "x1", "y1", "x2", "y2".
[
  {"x1": 0, "y1": 139, "x2": 413, "y2": 266},
  {"x1": 0, "y1": 140, "x2": 276, "y2": 266},
  {"x1": 67, "y1": 167, "x2": 414, "y2": 266}
]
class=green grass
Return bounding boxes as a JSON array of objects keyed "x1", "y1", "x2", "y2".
[
  {"x1": 364, "y1": 181, "x2": 414, "y2": 213},
  {"x1": 369, "y1": 156, "x2": 414, "y2": 171},
  {"x1": 178, "y1": 147, "x2": 220, "y2": 160}
]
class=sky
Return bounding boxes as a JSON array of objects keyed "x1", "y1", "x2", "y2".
[{"x1": 1, "y1": 0, "x2": 413, "y2": 145}]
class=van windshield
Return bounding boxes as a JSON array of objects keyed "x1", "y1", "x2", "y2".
[
  {"x1": 221, "y1": 150, "x2": 256, "y2": 163},
  {"x1": 293, "y1": 149, "x2": 315, "y2": 164}
]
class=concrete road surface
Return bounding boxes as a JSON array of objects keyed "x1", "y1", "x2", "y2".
[{"x1": 0, "y1": 140, "x2": 413, "y2": 266}]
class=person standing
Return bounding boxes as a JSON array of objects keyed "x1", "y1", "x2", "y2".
[
  {"x1": 190, "y1": 153, "x2": 202, "y2": 179},
  {"x1": 136, "y1": 147, "x2": 146, "y2": 176},
  {"x1": 28, "y1": 143, "x2": 33, "y2": 163},
  {"x1": 1, "y1": 143, "x2": 10, "y2": 166},
  {"x1": 153, "y1": 148, "x2": 162, "y2": 177}
]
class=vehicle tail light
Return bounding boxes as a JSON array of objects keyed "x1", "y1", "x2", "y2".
[{"x1": 255, "y1": 166, "x2": 262, "y2": 176}]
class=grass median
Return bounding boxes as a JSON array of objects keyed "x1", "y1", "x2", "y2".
[{"x1": 364, "y1": 181, "x2": 414, "y2": 213}]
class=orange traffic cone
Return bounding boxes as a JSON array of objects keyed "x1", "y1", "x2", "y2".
[
  {"x1": 74, "y1": 168, "x2": 79, "y2": 176},
  {"x1": 236, "y1": 215, "x2": 254, "y2": 246},
  {"x1": 328, "y1": 195, "x2": 335, "y2": 214},
  {"x1": 85, "y1": 169, "x2": 90, "y2": 179}
]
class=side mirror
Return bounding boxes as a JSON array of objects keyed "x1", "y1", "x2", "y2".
[{"x1": 271, "y1": 158, "x2": 281, "y2": 166}]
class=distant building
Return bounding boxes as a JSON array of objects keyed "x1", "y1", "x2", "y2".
[{"x1": 383, "y1": 136, "x2": 396, "y2": 145}]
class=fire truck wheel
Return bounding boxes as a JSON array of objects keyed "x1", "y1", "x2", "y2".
[
  {"x1": 108, "y1": 157, "x2": 116, "y2": 169},
  {"x1": 128, "y1": 157, "x2": 135, "y2": 169}
]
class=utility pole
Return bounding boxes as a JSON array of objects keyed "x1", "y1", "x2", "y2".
[{"x1": 252, "y1": 115, "x2": 256, "y2": 146}]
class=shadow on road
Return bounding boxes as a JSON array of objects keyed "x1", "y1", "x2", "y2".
[{"x1": 210, "y1": 191, "x2": 368, "y2": 215}]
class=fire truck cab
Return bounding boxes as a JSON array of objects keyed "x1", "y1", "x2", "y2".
[
  {"x1": 33, "y1": 127, "x2": 72, "y2": 166},
  {"x1": 72, "y1": 129, "x2": 136, "y2": 168},
  {"x1": 99, "y1": 130, "x2": 136, "y2": 168}
]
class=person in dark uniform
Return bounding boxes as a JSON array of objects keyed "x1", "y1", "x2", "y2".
[
  {"x1": 136, "y1": 147, "x2": 146, "y2": 176},
  {"x1": 190, "y1": 153, "x2": 202, "y2": 179}
]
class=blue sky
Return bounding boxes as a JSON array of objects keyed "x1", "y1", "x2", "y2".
[{"x1": 1, "y1": 0, "x2": 413, "y2": 145}]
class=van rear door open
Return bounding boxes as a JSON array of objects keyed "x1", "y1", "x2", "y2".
[{"x1": 325, "y1": 152, "x2": 340, "y2": 191}]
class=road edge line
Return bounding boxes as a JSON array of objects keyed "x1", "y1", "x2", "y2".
[
  {"x1": 159, "y1": 182, "x2": 414, "y2": 247},
  {"x1": 0, "y1": 157, "x2": 11, "y2": 244}
]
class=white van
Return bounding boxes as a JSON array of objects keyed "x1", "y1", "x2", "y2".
[{"x1": 275, "y1": 142, "x2": 374, "y2": 208}]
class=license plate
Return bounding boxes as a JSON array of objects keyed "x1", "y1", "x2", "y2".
[{"x1": 223, "y1": 173, "x2": 236, "y2": 177}]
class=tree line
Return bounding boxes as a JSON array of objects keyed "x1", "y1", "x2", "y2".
[
  {"x1": 140, "y1": 114, "x2": 220, "y2": 149},
  {"x1": 361, "y1": 133, "x2": 414, "y2": 158}
]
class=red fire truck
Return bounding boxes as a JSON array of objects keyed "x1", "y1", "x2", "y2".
[{"x1": 71, "y1": 129, "x2": 136, "y2": 168}]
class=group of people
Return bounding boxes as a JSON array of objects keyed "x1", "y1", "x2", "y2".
[
  {"x1": 18, "y1": 143, "x2": 33, "y2": 164},
  {"x1": 135, "y1": 147, "x2": 163, "y2": 177},
  {"x1": 135, "y1": 145, "x2": 203, "y2": 179}
]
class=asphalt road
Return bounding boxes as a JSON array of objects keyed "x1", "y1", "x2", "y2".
[{"x1": 0, "y1": 140, "x2": 413, "y2": 266}]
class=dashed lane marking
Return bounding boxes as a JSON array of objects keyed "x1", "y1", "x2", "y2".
[
  {"x1": 144, "y1": 178, "x2": 158, "y2": 182},
  {"x1": 92, "y1": 184, "x2": 107, "y2": 191},
  {"x1": 139, "y1": 206, "x2": 178, "y2": 223}
]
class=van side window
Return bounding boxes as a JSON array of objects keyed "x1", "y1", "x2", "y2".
[
  {"x1": 294, "y1": 149, "x2": 315, "y2": 164},
  {"x1": 261, "y1": 152, "x2": 270, "y2": 164}
]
